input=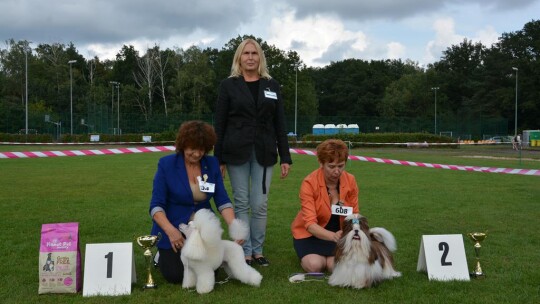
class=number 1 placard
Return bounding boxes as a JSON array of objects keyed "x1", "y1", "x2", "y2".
[
  {"x1": 83, "y1": 243, "x2": 136, "y2": 297},
  {"x1": 417, "y1": 234, "x2": 470, "y2": 281}
]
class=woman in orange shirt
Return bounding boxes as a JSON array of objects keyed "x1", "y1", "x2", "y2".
[{"x1": 291, "y1": 139, "x2": 359, "y2": 273}]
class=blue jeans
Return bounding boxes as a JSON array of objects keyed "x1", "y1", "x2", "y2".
[{"x1": 227, "y1": 148, "x2": 273, "y2": 257}]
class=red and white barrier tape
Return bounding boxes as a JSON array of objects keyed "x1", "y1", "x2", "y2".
[
  {"x1": 289, "y1": 148, "x2": 540, "y2": 176},
  {"x1": 0, "y1": 141, "x2": 173, "y2": 145},
  {"x1": 1, "y1": 146, "x2": 538, "y2": 177},
  {"x1": 0, "y1": 146, "x2": 175, "y2": 159}
]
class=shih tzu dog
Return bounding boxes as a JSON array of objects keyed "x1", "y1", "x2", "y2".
[
  {"x1": 328, "y1": 214, "x2": 401, "y2": 289},
  {"x1": 180, "y1": 209, "x2": 262, "y2": 294}
]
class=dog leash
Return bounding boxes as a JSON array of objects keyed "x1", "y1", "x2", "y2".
[{"x1": 288, "y1": 272, "x2": 327, "y2": 283}]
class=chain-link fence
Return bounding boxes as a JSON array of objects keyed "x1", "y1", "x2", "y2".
[{"x1": 1, "y1": 108, "x2": 508, "y2": 141}]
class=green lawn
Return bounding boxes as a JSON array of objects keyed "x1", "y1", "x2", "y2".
[{"x1": 1, "y1": 145, "x2": 539, "y2": 303}]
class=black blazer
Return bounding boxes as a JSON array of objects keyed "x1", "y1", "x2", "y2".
[{"x1": 214, "y1": 76, "x2": 292, "y2": 167}]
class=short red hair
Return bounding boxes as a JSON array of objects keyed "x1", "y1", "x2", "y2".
[
  {"x1": 175, "y1": 120, "x2": 216, "y2": 154},
  {"x1": 316, "y1": 139, "x2": 349, "y2": 164}
]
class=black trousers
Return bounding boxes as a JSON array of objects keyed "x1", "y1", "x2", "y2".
[{"x1": 157, "y1": 248, "x2": 184, "y2": 284}]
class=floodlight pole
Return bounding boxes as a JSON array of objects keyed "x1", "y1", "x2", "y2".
[
  {"x1": 68, "y1": 60, "x2": 77, "y2": 135},
  {"x1": 110, "y1": 81, "x2": 120, "y2": 134},
  {"x1": 512, "y1": 67, "x2": 518, "y2": 137},
  {"x1": 25, "y1": 46, "x2": 29, "y2": 135},
  {"x1": 290, "y1": 62, "x2": 299, "y2": 136},
  {"x1": 295, "y1": 64, "x2": 298, "y2": 136},
  {"x1": 431, "y1": 87, "x2": 439, "y2": 135},
  {"x1": 116, "y1": 82, "x2": 120, "y2": 134}
]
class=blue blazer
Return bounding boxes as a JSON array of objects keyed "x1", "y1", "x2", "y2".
[{"x1": 149, "y1": 153, "x2": 232, "y2": 249}]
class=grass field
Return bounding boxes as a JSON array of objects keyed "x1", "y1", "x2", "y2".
[{"x1": 1, "y1": 144, "x2": 539, "y2": 304}]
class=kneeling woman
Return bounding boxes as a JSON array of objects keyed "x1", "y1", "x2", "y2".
[
  {"x1": 149, "y1": 120, "x2": 239, "y2": 283},
  {"x1": 291, "y1": 139, "x2": 359, "y2": 273}
]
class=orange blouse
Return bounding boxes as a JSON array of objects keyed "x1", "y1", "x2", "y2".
[{"x1": 291, "y1": 167, "x2": 359, "y2": 239}]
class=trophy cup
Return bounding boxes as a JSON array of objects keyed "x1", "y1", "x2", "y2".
[
  {"x1": 136, "y1": 234, "x2": 160, "y2": 289},
  {"x1": 467, "y1": 232, "x2": 487, "y2": 278}
]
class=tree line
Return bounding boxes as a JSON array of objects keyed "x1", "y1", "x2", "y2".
[{"x1": 1, "y1": 20, "x2": 538, "y2": 136}]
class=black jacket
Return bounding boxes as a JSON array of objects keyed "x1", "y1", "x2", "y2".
[{"x1": 214, "y1": 76, "x2": 292, "y2": 167}]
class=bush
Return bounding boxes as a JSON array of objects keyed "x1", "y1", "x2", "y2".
[
  {"x1": 296, "y1": 132, "x2": 456, "y2": 149},
  {"x1": 0, "y1": 133, "x2": 54, "y2": 143}
]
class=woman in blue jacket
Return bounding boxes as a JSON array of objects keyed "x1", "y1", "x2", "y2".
[{"x1": 149, "y1": 120, "x2": 238, "y2": 283}]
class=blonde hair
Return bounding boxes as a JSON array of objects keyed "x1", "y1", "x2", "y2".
[{"x1": 230, "y1": 38, "x2": 271, "y2": 80}]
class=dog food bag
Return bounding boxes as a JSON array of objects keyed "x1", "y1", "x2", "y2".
[{"x1": 38, "y1": 222, "x2": 81, "y2": 294}]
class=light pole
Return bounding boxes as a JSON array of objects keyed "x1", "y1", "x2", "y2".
[
  {"x1": 109, "y1": 81, "x2": 120, "y2": 134},
  {"x1": 25, "y1": 46, "x2": 29, "y2": 135},
  {"x1": 512, "y1": 67, "x2": 518, "y2": 137},
  {"x1": 68, "y1": 60, "x2": 77, "y2": 135},
  {"x1": 294, "y1": 64, "x2": 298, "y2": 136},
  {"x1": 431, "y1": 87, "x2": 439, "y2": 134},
  {"x1": 290, "y1": 62, "x2": 299, "y2": 136},
  {"x1": 109, "y1": 81, "x2": 115, "y2": 132},
  {"x1": 116, "y1": 82, "x2": 120, "y2": 134}
]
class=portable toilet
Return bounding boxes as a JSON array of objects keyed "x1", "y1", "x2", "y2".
[
  {"x1": 324, "y1": 124, "x2": 337, "y2": 135},
  {"x1": 531, "y1": 130, "x2": 540, "y2": 147},
  {"x1": 346, "y1": 124, "x2": 359, "y2": 134},
  {"x1": 524, "y1": 130, "x2": 540, "y2": 147},
  {"x1": 312, "y1": 124, "x2": 325, "y2": 135},
  {"x1": 336, "y1": 124, "x2": 347, "y2": 133}
]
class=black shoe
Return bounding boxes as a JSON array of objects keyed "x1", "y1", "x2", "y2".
[
  {"x1": 245, "y1": 259, "x2": 253, "y2": 266},
  {"x1": 254, "y1": 256, "x2": 269, "y2": 266}
]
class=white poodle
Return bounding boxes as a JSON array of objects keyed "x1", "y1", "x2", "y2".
[{"x1": 180, "y1": 209, "x2": 263, "y2": 294}]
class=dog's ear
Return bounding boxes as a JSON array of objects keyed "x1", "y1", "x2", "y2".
[
  {"x1": 359, "y1": 216, "x2": 370, "y2": 232},
  {"x1": 182, "y1": 228, "x2": 206, "y2": 260},
  {"x1": 342, "y1": 217, "x2": 355, "y2": 235}
]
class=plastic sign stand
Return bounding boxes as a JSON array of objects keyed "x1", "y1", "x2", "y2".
[
  {"x1": 417, "y1": 234, "x2": 470, "y2": 281},
  {"x1": 83, "y1": 243, "x2": 136, "y2": 297}
]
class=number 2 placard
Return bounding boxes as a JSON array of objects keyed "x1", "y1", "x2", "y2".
[
  {"x1": 417, "y1": 234, "x2": 470, "y2": 281},
  {"x1": 83, "y1": 243, "x2": 136, "y2": 297}
]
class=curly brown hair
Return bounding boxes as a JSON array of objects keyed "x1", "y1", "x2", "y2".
[
  {"x1": 316, "y1": 139, "x2": 349, "y2": 164},
  {"x1": 175, "y1": 120, "x2": 216, "y2": 154}
]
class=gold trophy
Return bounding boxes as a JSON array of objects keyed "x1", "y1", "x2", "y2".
[
  {"x1": 467, "y1": 232, "x2": 487, "y2": 278},
  {"x1": 136, "y1": 234, "x2": 160, "y2": 289}
]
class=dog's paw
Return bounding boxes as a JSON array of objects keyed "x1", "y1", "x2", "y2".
[
  {"x1": 229, "y1": 219, "x2": 249, "y2": 241},
  {"x1": 392, "y1": 271, "x2": 402, "y2": 278},
  {"x1": 196, "y1": 283, "x2": 215, "y2": 294},
  {"x1": 247, "y1": 270, "x2": 263, "y2": 286}
]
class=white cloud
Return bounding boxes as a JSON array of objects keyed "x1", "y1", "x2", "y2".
[
  {"x1": 424, "y1": 17, "x2": 464, "y2": 62},
  {"x1": 387, "y1": 42, "x2": 406, "y2": 60},
  {"x1": 267, "y1": 11, "x2": 368, "y2": 66},
  {"x1": 473, "y1": 25, "x2": 499, "y2": 47},
  {"x1": 424, "y1": 17, "x2": 501, "y2": 63}
]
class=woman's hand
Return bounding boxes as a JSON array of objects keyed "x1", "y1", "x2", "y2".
[
  {"x1": 333, "y1": 230, "x2": 343, "y2": 243},
  {"x1": 167, "y1": 229, "x2": 185, "y2": 253},
  {"x1": 220, "y1": 164, "x2": 227, "y2": 179},
  {"x1": 280, "y1": 163, "x2": 290, "y2": 179}
]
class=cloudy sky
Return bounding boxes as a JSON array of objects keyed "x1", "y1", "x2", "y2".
[{"x1": 1, "y1": 0, "x2": 539, "y2": 67}]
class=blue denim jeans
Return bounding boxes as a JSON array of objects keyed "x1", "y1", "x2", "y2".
[{"x1": 227, "y1": 148, "x2": 273, "y2": 257}]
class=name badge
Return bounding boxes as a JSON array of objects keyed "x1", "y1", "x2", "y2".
[
  {"x1": 331, "y1": 204, "x2": 352, "y2": 216},
  {"x1": 264, "y1": 90, "x2": 277, "y2": 100},
  {"x1": 197, "y1": 176, "x2": 215, "y2": 193}
]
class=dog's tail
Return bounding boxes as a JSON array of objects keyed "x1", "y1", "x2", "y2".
[{"x1": 369, "y1": 227, "x2": 397, "y2": 252}]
